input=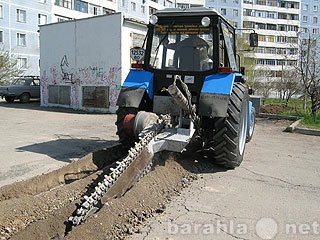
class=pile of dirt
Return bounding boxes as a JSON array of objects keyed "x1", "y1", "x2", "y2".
[
  {"x1": 260, "y1": 104, "x2": 294, "y2": 114},
  {"x1": 0, "y1": 150, "x2": 198, "y2": 240}
]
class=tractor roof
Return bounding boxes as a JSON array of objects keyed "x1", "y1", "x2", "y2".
[{"x1": 155, "y1": 7, "x2": 223, "y2": 18}]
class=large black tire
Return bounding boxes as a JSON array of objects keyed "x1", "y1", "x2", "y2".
[
  {"x1": 115, "y1": 107, "x2": 138, "y2": 149},
  {"x1": 205, "y1": 83, "x2": 249, "y2": 169},
  {"x1": 5, "y1": 96, "x2": 15, "y2": 103},
  {"x1": 19, "y1": 93, "x2": 30, "y2": 103}
]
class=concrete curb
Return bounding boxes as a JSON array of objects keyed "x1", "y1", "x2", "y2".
[
  {"x1": 258, "y1": 113, "x2": 320, "y2": 136},
  {"x1": 295, "y1": 127, "x2": 320, "y2": 136},
  {"x1": 284, "y1": 119, "x2": 320, "y2": 136},
  {"x1": 258, "y1": 113, "x2": 299, "y2": 121}
]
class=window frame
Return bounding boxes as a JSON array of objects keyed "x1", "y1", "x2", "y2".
[
  {"x1": 38, "y1": 14, "x2": 47, "y2": 25},
  {"x1": 18, "y1": 57, "x2": 28, "y2": 69},
  {"x1": 16, "y1": 9, "x2": 26, "y2": 23},
  {"x1": 0, "y1": 5, "x2": 3, "y2": 19},
  {"x1": 17, "y1": 33, "x2": 26, "y2": 46}
]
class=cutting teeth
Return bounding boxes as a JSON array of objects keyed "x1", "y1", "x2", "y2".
[{"x1": 67, "y1": 115, "x2": 170, "y2": 229}]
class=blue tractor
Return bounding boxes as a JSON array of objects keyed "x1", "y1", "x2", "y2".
[{"x1": 116, "y1": 7, "x2": 256, "y2": 168}]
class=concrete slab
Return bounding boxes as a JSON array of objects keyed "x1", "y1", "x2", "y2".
[{"x1": 0, "y1": 100, "x2": 118, "y2": 187}]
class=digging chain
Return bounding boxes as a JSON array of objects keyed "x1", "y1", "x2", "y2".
[{"x1": 68, "y1": 114, "x2": 171, "y2": 227}]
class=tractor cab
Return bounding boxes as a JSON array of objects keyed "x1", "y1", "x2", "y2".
[{"x1": 143, "y1": 7, "x2": 238, "y2": 75}]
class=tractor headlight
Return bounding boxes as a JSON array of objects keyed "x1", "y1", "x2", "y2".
[
  {"x1": 201, "y1": 17, "x2": 210, "y2": 27},
  {"x1": 149, "y1": 15, "x2": 158, "y2": 25}
]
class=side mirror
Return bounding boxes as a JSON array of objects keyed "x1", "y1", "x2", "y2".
[
  {"x1": 249, "y1": 33, "x2": 258, "y2": 47},
  {"x1": 240, "y1": 66, "x2": 245, "y2": 75}
]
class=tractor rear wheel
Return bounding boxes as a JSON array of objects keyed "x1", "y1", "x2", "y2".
[
  {"x1": 115, "y1": 107, "x2": 138, "y2": 149},
  {"x1": 205, "y1": 83, "x2": 249, "y2": 168}
]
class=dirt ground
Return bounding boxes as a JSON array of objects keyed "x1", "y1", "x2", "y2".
[
  {"x1": 0, "y1": 101, "x2": 318, "y2": 240},
  {"x1": 0, "y1": 150, "x2": 198, "y2": 240},
  {"x1": 260, "y1": 104, "x2": 294, "y2": 115}
]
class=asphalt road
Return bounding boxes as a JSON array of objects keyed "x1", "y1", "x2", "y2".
[
  {"x1": 1, "y1": 100, "x2": 319, "y2": 239},
  {"x1": 129, "y1": 118, "x2": 320, "y2": 240},
  {"x1": 0, "y1": 100, "x2": 118, "y2": 187}
]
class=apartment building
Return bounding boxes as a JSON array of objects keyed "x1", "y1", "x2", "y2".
[
  {"x1": 0, "y1": 0, "x2": 173, "y2": 76},
  {"x1": 300, "y1": 0, "x2": 320, "y2": 47},
  {"x1": 242, "y1": 0, "x2": 301, "y2": 83},
  {"x1": 205, "y1": 0, "x2": 242, "y2": 28},
  {"x1": 0, "y1": 0, "x2": 52, "y2": 76}
]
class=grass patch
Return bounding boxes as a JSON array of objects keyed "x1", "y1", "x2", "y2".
[
  {"x1": 300, "y1": 115, "x2": 320, "y2": 130},
  {"x1": 261, "y1": 98, "x2": 320, "y2": 129}
]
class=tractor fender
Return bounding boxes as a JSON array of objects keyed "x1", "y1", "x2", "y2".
[
  {"x1": 199, "y1": 73, "x2": 242, "y2": 117},
  {"x1": 117, "y1": 70, "x2": 154, "y2": 108}
]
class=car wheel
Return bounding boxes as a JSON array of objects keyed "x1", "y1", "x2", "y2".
[
  {"x1": 19, "y1": 93, "x2": 30, "y2": 103},
  {"x1": 5, "y1": 96, "x2": 15, "y2": 103}
]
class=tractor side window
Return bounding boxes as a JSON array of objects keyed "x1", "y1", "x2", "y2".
[{"x1": 220, "y1": 22, "x2": 238, "y2": 71}]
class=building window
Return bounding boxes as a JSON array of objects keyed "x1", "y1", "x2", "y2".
[
  {"x1": 266, "y1": 59, "x2": 275, "y2": 65},
  {"x1": 74, "y1": 0, "x2": 88, "y2": 13},
  {"x1": 233, "y1": 21, "x2": 238, "y2": 28},
  {"x1": 18, "y1": 58, "x2": 28, "y2": 69},
  {"x1": 90, "y1": 4, "x2": 100, "y2": 15},
  {"x1": 149, "y1": 7, "x2": 157, "y2": 15},
  {"x1": 221, "y1": 8, "x2": 226, "y2": 15},
  {"x1": 314, "y1": 5, "x2": 318, "y2": 11},
  {"x1": 39, "y1": 0, "x2": 46, "y2": 3},
  {"x1": 16, "y1": 9, "x2": 26, "y2": 22},
  {"x1": 313, "y1": 17, "x2": 318, "y2": 24},
  {"x1": 288, "y1": 48, "x2": 296, "y2": 55},
  {"x1": 257, "y1": 59, "x2": 265, "y2": 65},
  {"x1": 17, "y1": 33, "x2": 26, "y2": 46},
  {"x1": 303, "y1": 4, "x2": 308, "y2": 11},
  {"x1": 0, "y1": 31, "x2": 3, "y2": 43},
  {"x1": 38, "y1": 14, "x2": 47, "y2": 25},
  {"x1": 0, "y1": 5, "x2": 3, "y2": 19},
  {"x1": 267, "y1": 0, "x2": 277, "y2": 6},
  {"x1": 303, "y1": 16, "x2": 308, "y2": 22},
  {"x1": 55, "y1": 0, "x2": 72, "y2": 9},
  {"x1": 266, "y1": 35, "x2": 274, "y2": 42},
  {"x1": 233, "y1": 0, "x2": 239, "y2": 3},
  {"x1": 258, "y1": 35, "x2": 265, "y2": 42},
  {"x1": 277, "y1": 36, "x2": 287, "y2": 43},
  {"x1": 233, "y1": 9, "x2": 238, "y2": 17},
  {"x1": 266, "y1": 48, "x2": 275, "y2": 54},
  {"x1": 141, "y1": 5, "x2": 145, "y2": 14},
  {"x1": 267, "y1": 12, "x2": 276, "y2": 18},
  {"x1": 131, "y1": 2, "x2": 136, "y2": 11}
]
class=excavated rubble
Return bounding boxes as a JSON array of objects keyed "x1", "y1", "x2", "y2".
[{"x1": 0, "y1": 145, "x2": 204, "y2": 240}]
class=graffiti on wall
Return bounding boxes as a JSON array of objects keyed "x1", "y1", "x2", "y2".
[{"x1": 41, "y1": 55, "x2": 121, "y2": 111}]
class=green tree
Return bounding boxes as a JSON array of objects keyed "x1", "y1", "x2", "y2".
[
  {"x1": 296, "y1": 36, "x2": 320, "y2": 120},
  {"x1": 236, "y1": 33, "x2": 256, "y2": 86},
  {"x1": 274, "y1": 67, "x2": 302, "y2": 106},
  {"x1": 252, "y1": 66, "x2": 275, "y2": 103},
  {"x1": 0, "y1": 50, "x2": 23, "y2": 85}
]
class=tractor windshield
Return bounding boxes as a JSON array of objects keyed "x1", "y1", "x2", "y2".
[{"x1": 149, "y1": 23, "x2": 213, "y2": 72}]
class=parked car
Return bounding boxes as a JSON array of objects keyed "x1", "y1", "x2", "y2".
[{"x1": 0, "y1": 76, "x2": 40, "y2": 103}]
